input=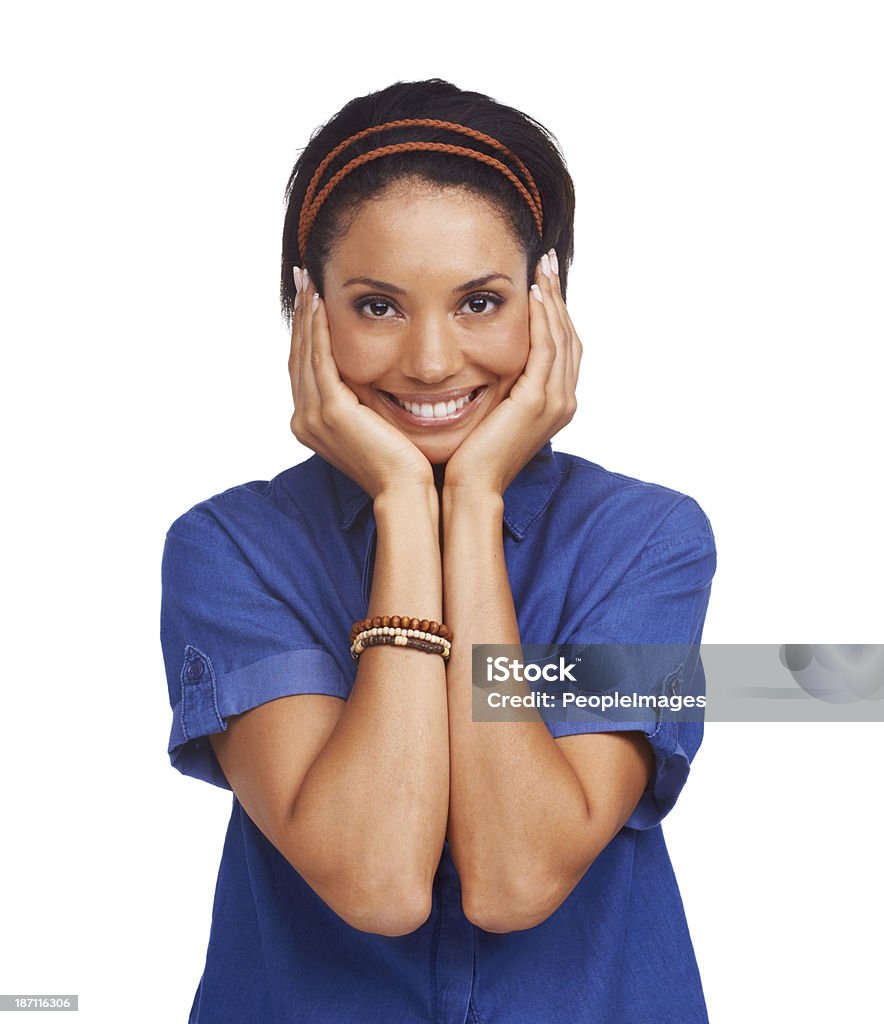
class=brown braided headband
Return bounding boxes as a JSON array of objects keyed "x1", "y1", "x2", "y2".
[{"x1": 297, "y1": 118, "x2": 544, "y2": 258}]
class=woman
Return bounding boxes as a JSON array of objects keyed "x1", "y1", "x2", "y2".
[{"x1": 161, "y1": 79, "x2": 717, "y2": 1023}]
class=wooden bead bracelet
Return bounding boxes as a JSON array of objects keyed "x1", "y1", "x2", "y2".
[
  {"x1": 350, "y1": 615, "x2": 453, "y2": 643},
  {"x1": 350, "y1": 627, "x2": 451, "y2": 660},
  {"x1": 350, "y1": 615, "x2": 453, "y2": 663}
]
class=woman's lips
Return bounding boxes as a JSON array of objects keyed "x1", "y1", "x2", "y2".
[{"x1": 378, "y1": 385, "x2": 488, "y2": 427}]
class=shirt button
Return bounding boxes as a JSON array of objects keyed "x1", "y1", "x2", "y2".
[{"x1": 186, "y1": 659, "x2": 205, "y2": 682}]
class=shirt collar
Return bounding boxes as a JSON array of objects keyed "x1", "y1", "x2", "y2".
[{"x1": 328, "y1": 441, "x2": 562, "y2": 541}]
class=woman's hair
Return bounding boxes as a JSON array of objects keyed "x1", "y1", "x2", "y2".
[{"x1": 280, "y1": 79, "x2": 576, "y2": 326}]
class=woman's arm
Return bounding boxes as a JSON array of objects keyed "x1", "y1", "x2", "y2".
[
  {"x1": 210, "y1": 495, "x2": 448, "y2": 940},
  {"x1": 210, "y1": 276, "x2": 449, "y2": 937},
  {"x1": 441, "y1": 254, "x2": 652, "y2": 932},
  {"x1": 441, "y1": 485, "x2": 653, "y2": 933},
  {"x1": 285, "y1": 482, "x2": 448, "y2": 933}
]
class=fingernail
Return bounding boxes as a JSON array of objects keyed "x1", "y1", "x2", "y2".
[
  {"x1": 549, "y1": 249, "x2": 559, "y2": 275},
  {"x1": 311, "y1": 291, "x2": 319, "y2": 311},
  {"x1": 541, "y1": 253, "x2": 552, "y2": 279},
  {"x1": 303, "y1": 268, "x2": 311, "y2": 290},
  {"x1": 293, "y1": 266, "x2": 303, "y2": 292},
  {"x1": 531, "y1": 283, "x2": 544, "y2": 303}
]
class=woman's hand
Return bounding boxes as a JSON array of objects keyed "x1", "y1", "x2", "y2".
[
  {"x1": 289, "y1": 269, "x2": 435, "y2": 498},
  {"x1": 444, "y1": 249, "x2": 582, "y2": 496}
]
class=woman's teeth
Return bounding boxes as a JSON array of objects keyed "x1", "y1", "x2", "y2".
[{"x1": 390, "y1": 388, "x2": 480, "y2": 419}]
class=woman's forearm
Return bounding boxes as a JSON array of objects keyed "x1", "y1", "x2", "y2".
[
  {"x1": 289, "y1": 483, "x2": 449, "y2": 934},
  {"x1": 442, "y1": 487, "x2": 597, "y2": 932}
]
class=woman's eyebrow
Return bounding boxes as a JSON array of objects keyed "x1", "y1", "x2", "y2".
[
  {"x1": 342, "y1": 276, "x2": 407, "y2": 295},
  {"x1": 341, "y1": 273, "x2": 515, "y2": 295},
  {"x1": 453, "y1": 273, "x2": 514, "y2": 292}
]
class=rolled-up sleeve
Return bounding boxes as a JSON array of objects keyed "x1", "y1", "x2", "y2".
[
  {"x1": 549, "y1": 496, "x2": 717, "y2": 830},
  {"x1": 160, "y1": 505, "x2": 350, "y2": 789}
]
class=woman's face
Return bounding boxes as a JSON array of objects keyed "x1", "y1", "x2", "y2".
[{"x1": 318, "y1": 181, "x2": 531, "y2": 465}]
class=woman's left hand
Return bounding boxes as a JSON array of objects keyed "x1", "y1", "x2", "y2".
[{"x1": 444, "y1": 249, "x2": 583, "y2": 496}]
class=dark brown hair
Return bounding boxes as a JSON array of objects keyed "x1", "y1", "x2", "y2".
[{"x1": 280, "y1": 79, "x2": 576, "y2": 326}]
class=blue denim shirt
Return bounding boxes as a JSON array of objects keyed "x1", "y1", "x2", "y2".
[{"x1": 160, "y1": 442, "x2": 717, "y2": 1023}]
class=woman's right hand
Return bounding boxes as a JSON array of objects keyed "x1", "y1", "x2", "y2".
[{"x1": 288, "y1": 268, "x2": 435, "y2": 499}]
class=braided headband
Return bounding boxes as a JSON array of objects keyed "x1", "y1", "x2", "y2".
[{"x1": 297, "y1": 118, "x2": 544, "y2": 258}]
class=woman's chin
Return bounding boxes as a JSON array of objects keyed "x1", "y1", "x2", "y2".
[
  {"x1": 417, "y1": 439, "x2": 461, "y2": 466},
  {"x1": 376, "y1": 410, "x2": 475, "y2": 465}
]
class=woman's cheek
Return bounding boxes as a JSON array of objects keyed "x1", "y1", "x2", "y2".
[
  {"x1": 327, "y1": 322, "x2": 389, "y2": 385},
  {"x1": 468, "y1": 319, "x2": 530, "y2": 376}
]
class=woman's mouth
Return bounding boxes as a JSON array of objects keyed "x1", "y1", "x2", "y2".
[{"x1": 378, "y1": 386, "x2": 487, "y2": 426}]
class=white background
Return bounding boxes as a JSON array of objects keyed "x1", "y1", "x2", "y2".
[{"x1": 2, "y1": 2, "x2": 881, "y2": 1021}]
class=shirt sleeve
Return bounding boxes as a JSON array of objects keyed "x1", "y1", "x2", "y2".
[
  {"x1": 549, "y1": 495, "x2": 717, "y2": 831},
  {"x1": 160, "y1": 504, "x2": 350, "y2": 789}
]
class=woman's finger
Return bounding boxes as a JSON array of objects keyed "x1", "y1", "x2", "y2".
[
  {"x1": 308, "y1": 292, "x2": 348, "y2": 400},
  {"x1": 519, "y1": 270, "x2": 557, "y2": 396},
  {"x1": 545, "y1": 249, "x2": 582, "y2": 413},
  {"x1": 297, "y1": 270, "x2": 322, "y2": 413},
  {"x1": 535, "y1": 254, "x2": 570, "y2": 397},
  {"x1": 544, "y1": 249, "x2": 572, "y2": 386},
  {"x1": 288, "y1": 266, "x2": 305, "y2": 399}
]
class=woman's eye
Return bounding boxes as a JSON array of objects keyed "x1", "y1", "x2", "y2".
[
  {"x1": 461, "y1": 292, "x2": 502, "y2": 315},
  {"x1": 356, "y1": 292, "x2": 502, "y2": 319},
  {"x1": 357, "y1": 298, "x2": 398, "y2": 319}
]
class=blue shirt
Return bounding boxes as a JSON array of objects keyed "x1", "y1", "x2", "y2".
[{"x1": 160, "y1": 442, "x2": 717, "y2": 1023}]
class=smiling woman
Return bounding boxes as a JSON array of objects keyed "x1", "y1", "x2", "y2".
[
  {"x1": 160, "y1": 79, "x2": 717, "y2": 1024},
  {"x1": 320, "y1": 184, "x2": 530, "y2": 464}
]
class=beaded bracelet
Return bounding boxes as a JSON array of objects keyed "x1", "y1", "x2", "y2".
[
  {"x1": 350, "y1": 615, "x2": 453, "y2": 663},
  {"x1": 350, "y1": 615, "x2": 453, "y2": 642},
  {"x1": 352, "y1": 634, "x2": 448, "y2": 661},
  {"x1": 350, "y1": 627, "x2": 451, "y2": 661},
  {"x1": 351, "y1": 627, "x2": 451, "y2": 652}
]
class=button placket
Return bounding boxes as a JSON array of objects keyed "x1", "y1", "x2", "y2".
[{"x1": 180, "y1": 644, "x2": 224, "y2": 740}]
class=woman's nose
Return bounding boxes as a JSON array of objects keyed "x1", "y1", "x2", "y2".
[{"x1": 397, "y1": 315, "x2": 465, "y2": 383}]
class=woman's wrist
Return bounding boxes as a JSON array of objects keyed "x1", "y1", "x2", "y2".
[
  {"x1": 441, "y1": 483, "x2": 504, "y2": 522},
  {"x1": 373, "y1": 483, "x2": 440, "y2": 530},
  {"x1": 368, "y1": 483, "x2": 444, "y2": 642}
]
